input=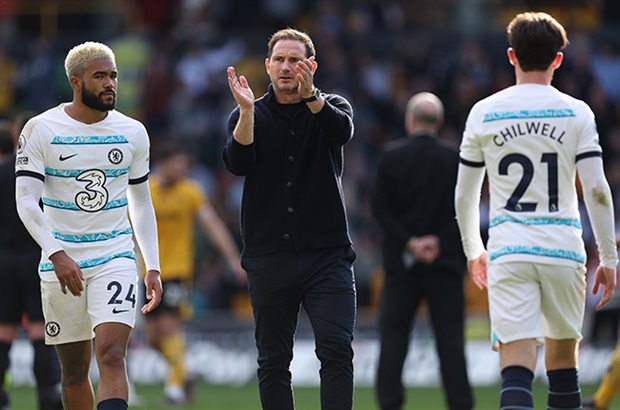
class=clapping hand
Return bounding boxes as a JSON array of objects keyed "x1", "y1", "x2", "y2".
[
  {"x1": 293, "y1": 56, "x2": 317, "y2": 99},
  {"x1": 227, "y1": 66, "x2": 254, "y2": 110}
]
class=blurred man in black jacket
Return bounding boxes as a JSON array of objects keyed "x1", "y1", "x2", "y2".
[
  {"x1": 371, "y1": 92, "x2": 473, "y2": 410},
  {"x1": 0, "y1": 115, "x2": 62, "y2": 410}
]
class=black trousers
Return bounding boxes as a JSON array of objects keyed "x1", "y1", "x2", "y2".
[
  {"x1": 376, "y1": 263, "x2": 473, "y2": 410},
  {"x1": 0, "y1": 248, "x2": 44, "y2": 323},
  {"x1": 242, "y1": 246, "x2": 357, "y2": 410}
]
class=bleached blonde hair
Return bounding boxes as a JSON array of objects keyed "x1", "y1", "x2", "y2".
[{"x1": 64, "y1": 41, "x2": 116, "y2": 80}]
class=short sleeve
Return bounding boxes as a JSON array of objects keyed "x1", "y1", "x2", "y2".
[
  {"x1": 459, "y1": 104, "x2": 485, "y2": 164},
  {"x1": 574, "y1": 102, "x2": 603, "y2": 158},
  {"x1": 128, "y1": 122, "x2": 151, "y2": 183},
  {"x1": 15, "y1": 118, "x2": 46, "y2": 178}
]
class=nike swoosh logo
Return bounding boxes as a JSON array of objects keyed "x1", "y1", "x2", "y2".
[
  {"x1": 112, "y1": 307, "x2": 129, "y2": 314},
  {"x1": 59, "y1": 153, "x2": 78, "y2": 161}
]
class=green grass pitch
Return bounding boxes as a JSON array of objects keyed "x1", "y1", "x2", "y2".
[{"x1": 4, "y1": 382, "x2": 618, "y2": 409}]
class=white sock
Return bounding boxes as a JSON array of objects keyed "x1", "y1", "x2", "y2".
[{"x1": 164, "y1": 384, "x2": 186, "y2": 402}]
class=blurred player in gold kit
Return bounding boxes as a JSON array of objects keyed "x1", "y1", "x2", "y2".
[
  {"x1": 143, "y1": 142, "x2": 245, "y2": 404},
  {"x1": 583, "y1": 235, "x2": 620, "y2": 410}
]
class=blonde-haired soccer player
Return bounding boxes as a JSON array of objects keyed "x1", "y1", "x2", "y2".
[
  {"x1": 15, "y1": 41, "x2": 162, "y2": 410},
  {"x1": 455, "y1": 12, "x2": 617, "y2": 410}
]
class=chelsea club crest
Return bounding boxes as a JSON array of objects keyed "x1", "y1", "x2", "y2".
[{"x1": 108, "y1": 148, "x2": 123, "y2": 164}]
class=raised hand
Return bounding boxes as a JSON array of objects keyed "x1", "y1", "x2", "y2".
[
  {"x1": 293, "y1": 56, "x2": 317, "y2": 99},
  {"x1": 227, "y1": 66, "x2": 254, "y2": 110}
]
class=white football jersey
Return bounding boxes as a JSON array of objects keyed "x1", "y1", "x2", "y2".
[
  {"x1": 15, "y1": 103, "x2": 151, "y2": 281},
  {"x1": 460, "y1": 84, "x2": 602, "y2": 266}
]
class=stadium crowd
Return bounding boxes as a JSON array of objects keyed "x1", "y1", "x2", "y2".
[{"x1": 0, "y1": 0, "x2": 619, "y2": 338}]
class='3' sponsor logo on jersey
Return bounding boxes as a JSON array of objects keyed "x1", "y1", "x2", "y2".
[{"x1": 75, "y1": 169, "x2": 108, "y2": 212}]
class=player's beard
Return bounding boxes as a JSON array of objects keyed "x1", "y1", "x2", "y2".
[{"x1": 82, "y1": 87, "x2": 116, "y2": 112}]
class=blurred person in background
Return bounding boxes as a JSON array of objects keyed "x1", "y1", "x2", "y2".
[
  {"x1": 371, "y1": 92, "x2": 473, "y2": 410},
  {"x1": 143, "y1": 141, "x2": 245, "y2": 405},
  {"x1": 14, "y1": 41, "x2": 162, "y2": 410},
  {"x1": 583, "y1": 234, "x2": 620, "y2": 410},
  {"x1": 0, "y1": 114, "x2": 62, "y2": 410},
  {"x1": 583, "y1": 320, "x2": 620, "y2": 410},
  {"x1": 223, "y1": 28, "x2": 357, "y2": 410},
  {"x1": 455, "y1": 12, "x2": 617, "y2": 410}
]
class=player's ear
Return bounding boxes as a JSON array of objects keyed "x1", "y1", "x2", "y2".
[
  {"x1": 265, "y1": 57, "x2": 270, "y2": 74},
  {"x1": 506, "y1": 47, "x2": 518, "y2": 67},
  {"x1": 551, "y1": 52, "x2": 563, "y2": 70},
  {"x1": 69, "y1": 76, "x2": 81, "y2": 92}
]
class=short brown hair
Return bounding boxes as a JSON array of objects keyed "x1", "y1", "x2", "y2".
[
  {"x1": 267, "y1": 28, "x2": 315, "y2": 59},
  {"x1": 507, "y1": 12, "x2": 569, "y2": 71}
]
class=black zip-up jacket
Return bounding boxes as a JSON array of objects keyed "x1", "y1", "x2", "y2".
[{"x1": 223, "y1": 84, "x2": 354, "y2": 257}]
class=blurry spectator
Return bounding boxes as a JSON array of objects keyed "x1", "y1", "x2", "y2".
[
  {"x1": 140, "y1": 34, "x2": 178, "y2": 133},
  {"x1": 590, "y1": 38, "x2": 620, "y2": 103},
  {"x1": 108, "y1": 29, "x2": 153, "y2": 119},
  {"x1": 0, "y1": 45, "x2": 17, "y2": 116},
  {"x1": 14, "y1": 38, "x2": 56, "y2": 113}
]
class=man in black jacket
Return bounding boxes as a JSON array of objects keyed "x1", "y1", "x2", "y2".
[
  {"x1": 371, "y1": 92, "x2": 473, "y2": 410},
  {"x1": 223, "y1": 28, "x2": 356, "y2": 410},
  {"x1": 0, "y1": 116, "x2": 63, "y2": 410}
]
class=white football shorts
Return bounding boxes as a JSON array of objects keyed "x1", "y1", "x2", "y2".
[
  {"x1": 487, "y1": 260, "x2": 587, "y2": 350},
  {"x1": 41, "y1": 258, "x2": 139, "y2": 345}
]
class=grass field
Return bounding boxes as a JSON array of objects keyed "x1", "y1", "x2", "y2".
[{"x1": 5, "y1": 382, "x2": 619, "y2": 409}]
